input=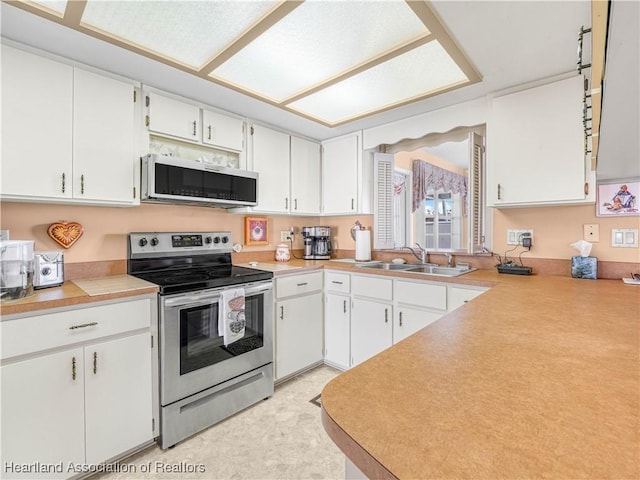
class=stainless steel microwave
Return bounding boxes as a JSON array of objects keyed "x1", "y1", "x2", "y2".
[{"x1": 141, "y1": 154, "x2": 258, "y2": 208}]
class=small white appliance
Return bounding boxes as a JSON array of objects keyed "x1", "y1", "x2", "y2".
[{"x1": 34, "y1": 251, "x2": 64, "y2": 289}]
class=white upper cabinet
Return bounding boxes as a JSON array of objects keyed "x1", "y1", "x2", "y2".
[
  {"x1": 290, "y1": 136, "x2": 321, "y2": 215},
  {"x1": 1, "y1": 45, "x2": 137, "y2": 205},
  {"x1": 202, "y1": 109, "x2": 244, "y2": 152},
  {"x1": 251, "y1": 125, "x2": 291, "y2": 213},
  {"x1": 146, "y1": 91, "x2": 200, "y2": 142},
  {"x1": 1, "y1": 45, "x2": 73, "y2": 199},
  {"x1": 73, "y1": 68, "x2": 136, "y2": 203},
  {"x1": 487, "y1": 75, "x2": 593, "y2": 207},
  {"x1": 322, "y1": 133, "x2": 360, "y2": 214}
]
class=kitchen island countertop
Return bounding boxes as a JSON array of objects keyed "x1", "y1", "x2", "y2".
[{"x1": 320, "y1": 271, "x2": 640, "y2": 479}]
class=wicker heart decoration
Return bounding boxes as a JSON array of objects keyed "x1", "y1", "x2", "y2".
[{"x1": 48, "y1": 221, "x2": 84, "y2": 249}]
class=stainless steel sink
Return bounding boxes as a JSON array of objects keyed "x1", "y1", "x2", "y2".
[
  {"x1": 405, "y1": 265, "x2": 477, "y2": 277},
  {"x1": 355, "y1": 262, "x2": 416, "y2": 270}
]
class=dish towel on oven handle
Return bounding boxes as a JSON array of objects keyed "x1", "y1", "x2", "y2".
[{"x1": 218, "y1": 288, "x2": 246, "y2": 346}]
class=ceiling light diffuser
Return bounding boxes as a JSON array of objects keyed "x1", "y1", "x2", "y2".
[{"x1": 81, "y1": 0, "x2": 278, "y2": 69}]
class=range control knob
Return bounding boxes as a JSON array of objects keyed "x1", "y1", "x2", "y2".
[
  {"x1": 139, "y1": 238, "x2": 148, "y2": 247},
  {"x1": 150, "y1": 237, "x2": 159, "y2": 246},
  {"x1": 213, "y1": 236, "x2": 221, "y2": 244},
  {"x1": 205, "y1": 236, "x2": 212, "y2": 244},
  {"x1": 221, "y1": 236, "x2": 229, "y2": 244},
  {"x1": 41, "y1": 266, "x2": 52, "y2": 276}
]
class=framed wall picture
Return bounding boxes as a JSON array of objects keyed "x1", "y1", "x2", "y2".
[
  {"x1": 596, "y1": 180, "x2": 639, "y2": 217},
  {"x1": 244, "y1": 216, "x2": 269, "y2": 245}
]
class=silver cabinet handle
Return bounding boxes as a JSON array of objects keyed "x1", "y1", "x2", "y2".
[
  {"x1": 280, "y1": 306, "x2": 284, "y2": 320},
  {"x1": 384, "y1": 308, "x2": 388, "y2": 323},
  {"x1": 80, "y1": 174, "x2": 85, "y2": 194},
  {"x1": 192, "y1": 120, "x2": 197, "y2": 136},
  {"x1": 351, "y1": 198, "x2": 355, "y2": 210},
  {"x1": 208, "y1": 125, "x2": 212, "y2": 140},
  {"x1": 294, "y1": 198, "x2": 298, "y2": 210},
  {"x1": 61, "y1": 173, "x2": 66, "y2": 193},
  {"x1": 332, "y1": 280, "x2": 343, "y2": 285},
  {"x1": 343, "y1": 300, "x2": 347, "y2": 313},
  {"x1": 497, "y1": 183, "x2": 502, "y2": 200},
  {"x1": 399, "y1": 311, "x2": 403, "y2": 327},
  {"x1": 296, "y1": 282, "x2": 308, "y2": 287},
  {"x1": 93, "y1": 351, "x2": 97, "y2": 374},
  {"x1": 285, "y1": 197, "x2": 289, "y2": 210},
  {"x1": 72, "y1": 356, "x2": 76, "y2": 380},
  {"x1": 69, "y1": 322, "x2": 98, "y2": 330}
]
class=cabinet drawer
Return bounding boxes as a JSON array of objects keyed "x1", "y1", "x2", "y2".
[
  {"x1": 1, "y1": 298, "x2": 152, "y2": 360},
  {"x1": 449, "y1": 287, "x2": 486, "y2": 310},
  {"x1": 395, "y1": 280, "x2": 447, "y2": 311},
  {"x1": 352, "y1": 275, "x2": 393, "y2": 301},
  {"x1": 276, "y1": 271, "x2": 323, "y2": 299},
  {"x1": 325, "y1": 271, "x2": 350, "y2": 294}
]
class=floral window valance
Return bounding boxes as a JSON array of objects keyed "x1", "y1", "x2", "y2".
[{"x1": 412, "y1": 159, "x2": 467, "y2": 212}]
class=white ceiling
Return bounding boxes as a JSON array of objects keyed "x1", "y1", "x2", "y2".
[{"x1": 1, "y1": 1, "x2": 591, "y2": 141}]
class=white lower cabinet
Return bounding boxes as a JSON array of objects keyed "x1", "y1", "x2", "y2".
[
  {"x1": 351, "y1": 298, "x2": 392, "y2": 367},
  {"x1": 323, "y1": 270, "x2": 488, "y2": 369},
  {"x1": 448, "y1": 286, "x2": 487, "y2": 310},
  {"x1": 324, "y1": 293, "x2": 351, "y2": 370},
  {"x1": 1, "y1": 348, "x2": 85, "y2": 479},
  {"x1": 0, "y1": 297, "x2": 155, "y2": 479},
  {"x1": 84, "y1": 333, "x2": 152, "y2": 464},
  {"x1": 274, "y1": 272, "x2": 324, "y2": 380},
  {"x1": 394, "y1": 306, "x2": 443, "y2": 343}
]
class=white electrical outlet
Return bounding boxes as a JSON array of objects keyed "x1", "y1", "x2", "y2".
[
  {"x1": 506, "y1": 229, "x2": 534, "y2": 245},
  {"x1": 280, "y1": 231, "x2": 292, "y2": 242}
]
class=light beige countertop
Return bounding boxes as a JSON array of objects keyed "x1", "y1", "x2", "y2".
[
  {"x1": 320, "y1": 272, "x2": 640, "y2": 479},
  {"x1": 0, "y1": 275, "x2": 158, "y2": 317}
]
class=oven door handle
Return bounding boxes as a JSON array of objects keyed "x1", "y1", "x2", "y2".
[{"x1": 163, "y1": 282, "x2": 272, "y2": 308}]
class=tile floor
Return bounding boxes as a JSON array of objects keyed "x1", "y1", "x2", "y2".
[{"x1": 95, "y1": 365, "x2": 344, "y2": 480}]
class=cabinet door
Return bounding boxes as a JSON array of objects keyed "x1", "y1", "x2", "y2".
[
  {"x1": 448, "y1": 287, "x2": 486, "y2": 311},
  {"x1": 251, "y1": 125, "x2": 290, "y2": 213},
  {"x1": 147, "y1": 91, "x2": 199, "y2": 142},
  {"x1": 394, "y1": 307, "x2": 442, "y2": 343},
  {"x1": 1, "y1": 348, "x2": 85, "y2": 477},
  {"x1": 324, "y1": 293, "x2": 350, "y2": 370},
  {"x1": 322, "y1": 134, "x2": 359, "y2": 214},
  {"x1": 73, "y1": 68, "x2": 136, "y2": 203},
  {"x1": 1, "y1": 45, "x2": 73, "y2": 199},
  {"x1": 84, "y1": 333, "x2": 152, "y2": 465},
  {"x1": 275, "y1": 292, "x2": 323, "y2": 379},
  {"x1": 488, "y1": 75, "x2": 586, "y2": 206},
  {"x1": 202, "y1": 109, "x2": 244, "y2": 152},
  {"x1": 351, "y1": 298, "x2": 392, "y2": 366},
  {"x1": 290, "y1": 136, "x2": 321, "y2": 214}
]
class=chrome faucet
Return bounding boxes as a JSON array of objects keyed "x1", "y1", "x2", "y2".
[
  {"x1": 403, "y1": 243, "x2": 429, "y2": 264},
  {"x1": 445, "y1": 253, "x2": 454, "y2": 267}
]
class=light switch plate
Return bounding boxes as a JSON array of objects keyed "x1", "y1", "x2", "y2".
[
  {"x1": 507, "y1": 229, "x2": 534, "y2": 245},
  {"x1": 0, "y1": 230, "x2": 9, "y2": 241},
  {"x1": 611, "y1": 228, "x2": 639, "y2": 248}
]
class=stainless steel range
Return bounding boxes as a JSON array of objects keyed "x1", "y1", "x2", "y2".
[{"x1": 127, "y1": 232, "x2": 274, "y2": 449}]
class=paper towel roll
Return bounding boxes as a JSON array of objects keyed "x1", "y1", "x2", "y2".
[{"x1": 355, "y1": 229, "x2": 371, "y2": 262}]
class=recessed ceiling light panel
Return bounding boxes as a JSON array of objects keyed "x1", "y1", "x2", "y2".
[
  {"x1": 81, "y1": 0, "x2": 278, "y2": 69},
  {"x1": 287, "y1": 40, "x2": 469, "y2": 125},
  {"x1": 210, "y1": 0, "x2": 429, "y2": 102},
  {"x1": 27, "y1": 0, "x2": 66, "y2": 16}
]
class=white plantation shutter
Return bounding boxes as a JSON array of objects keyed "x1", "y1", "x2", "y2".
[
  {"x1": 469, "y1": 132, "x2": 484, "y2": 252},
  {"x1": 373, "y1": 153, "x2": 395, "y2": 249}
]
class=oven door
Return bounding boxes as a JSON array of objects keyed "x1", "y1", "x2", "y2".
[{"x1": 159, "y1": 280, "x2": 273, "y2": 406}]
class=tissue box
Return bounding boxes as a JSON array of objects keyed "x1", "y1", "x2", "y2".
[{"x1": 571, "y1": 256, "x2": 597, "y2": 279}]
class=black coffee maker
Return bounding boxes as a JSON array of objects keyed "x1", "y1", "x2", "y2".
[{"x1": 301, "y1": 226, "x2": 333, "y2": 260}]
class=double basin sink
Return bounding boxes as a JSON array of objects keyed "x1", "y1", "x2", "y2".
[{"x1": 355, "y1": 262, "x2": 477, "y2": 277}]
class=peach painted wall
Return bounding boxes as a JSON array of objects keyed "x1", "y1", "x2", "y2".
[
  {"x1": 394, "y1": 150, "x2": 467, "y2": 176},
  {"x1": 0, "y1": 202, "x2": 319, "y2": 263},
  {"x1": 1, "y1": 202, "x2": 638, "y2": 265},
  {"x1": 493, "y1": 205, "x2": 640, "y2": 263}
]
